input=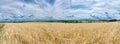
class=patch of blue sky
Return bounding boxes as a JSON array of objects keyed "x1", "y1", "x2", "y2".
[
  {"x1": 22, "y1": 0, "x2": 35, "y2": 3},
  {"x1": 70, "y1": 5, "x2": 92, "y2": 10},
  {"x1": 45, "y1": 0, "x2": 55, "y2": 6}
]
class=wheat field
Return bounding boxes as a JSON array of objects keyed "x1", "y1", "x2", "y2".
[{"x1": 0, "y1": 22, "x2": 120, "y2": 44}]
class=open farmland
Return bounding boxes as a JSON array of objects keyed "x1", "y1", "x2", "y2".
[{"x1": 0, "y1": 22, "x2": 120, "y2": 44}]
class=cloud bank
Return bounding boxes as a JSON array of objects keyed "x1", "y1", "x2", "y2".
[{"x1": 0, "y1": 0, "x2": 120, "y2": 22}]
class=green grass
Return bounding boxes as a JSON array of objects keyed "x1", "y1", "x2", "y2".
[
  {"x1": 0, "y1": 24, "x2": 5, "y2": 43},
  {"x1": 0, "y1": 23, "x2": 5, "y2": 34},
  {"x1": 0, "y1": 24, "x2": 5, "y2": 36}
]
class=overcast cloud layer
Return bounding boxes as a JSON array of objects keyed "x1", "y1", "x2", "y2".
[{"x1": 0, "y1": 0, "x2": 120, "y2": 22}]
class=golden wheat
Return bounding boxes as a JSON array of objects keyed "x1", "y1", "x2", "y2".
[{"x1": 1, "y1": 22, "x2": 120, "y2": 44}]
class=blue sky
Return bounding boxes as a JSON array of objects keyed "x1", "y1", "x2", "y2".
[{"x1": 0, "y1": 0, "x2": 120, "y2": 21}]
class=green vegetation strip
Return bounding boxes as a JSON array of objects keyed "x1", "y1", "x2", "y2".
[{"x1": 0, "y1": 24, "x2": 5, "y2": 43}]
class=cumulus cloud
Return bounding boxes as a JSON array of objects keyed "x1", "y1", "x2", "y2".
[{"x1": 0, "y1": 0, "x2": 120, "y2": 22}]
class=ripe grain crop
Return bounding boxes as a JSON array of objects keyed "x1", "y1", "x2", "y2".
[{"x1": 0, "y1": 22, "x2": 120, "y2": 44}]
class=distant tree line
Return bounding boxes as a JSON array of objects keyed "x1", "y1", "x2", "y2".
[
  {"x1": 46, "y1": 19, "x2": 118, "y2": 23},
  {"x1": 108, "y1": 19, "x2": 117, "y2": 22},
  {"x1": 0, "y1": 19, "x2": 118, "y2": 23}
]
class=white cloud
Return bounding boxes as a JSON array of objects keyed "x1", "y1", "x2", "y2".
[{"x1": 0, "y1": 0, "x2": 120, "y2": 22}]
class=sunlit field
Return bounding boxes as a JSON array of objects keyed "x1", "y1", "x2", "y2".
[{"x1": 0, "y1": 22, "x2": 120, "y2": 44}]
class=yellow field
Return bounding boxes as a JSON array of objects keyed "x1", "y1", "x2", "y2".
[{"x1": 0, "y1": 22, "x2": 120, "y2": 44}]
